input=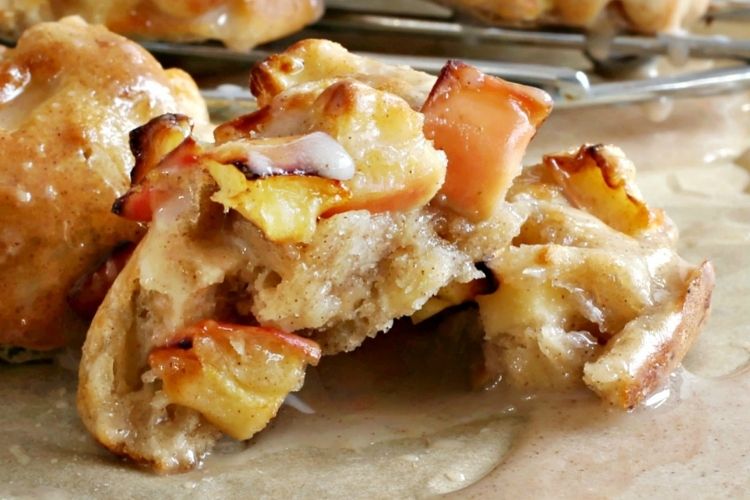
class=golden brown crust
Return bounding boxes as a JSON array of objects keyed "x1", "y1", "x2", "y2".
[
  {"x1": 250, "y1": 39, "x2": 438, "y2": 110},
  {"x1": 615, "y1": 0, "x2": 710, "y2": 34}
]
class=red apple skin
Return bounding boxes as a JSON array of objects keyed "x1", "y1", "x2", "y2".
[
  {"x1": 148, "y1": 320, "x2": 322, "y2": 441},
  {"x1": 153, "y1": 320, "x2": 322, "y2": 368},
  {"x1": 113, "y1": 138, "x2": 202, "y2": 222},
  {"x1": 422, "y1": 61, "x2": 553, "y2": 221}
]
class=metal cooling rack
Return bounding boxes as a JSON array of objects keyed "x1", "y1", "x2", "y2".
[
  {"x1": 3, "y1": 0, "x2": 750, "y2": 108},
  {"x1": 195, "y1": 0, "x2": 750, "y2": 108}
]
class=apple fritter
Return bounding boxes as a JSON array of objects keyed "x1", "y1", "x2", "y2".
[
  {"x1": 78, "y1": 40, "x2": 549, "y2": 471},
  {"x1": 436, "y1": 0, "x2": 710, "y2": 34},
  {"x1": 0, "y1": 17, "x2": 209, "y2": 353},
  {"x1": 0, "y1": 0, "x2": 323, "y2": 51},
  {"x1": 77, "y1": 39, "x2": 711, "y2": 472}
]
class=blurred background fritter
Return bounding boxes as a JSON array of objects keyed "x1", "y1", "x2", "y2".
[
  {"x1": 0, "y1": 17, "x2": 208, "y2": 352},
  {"x1": 0, "y1": 0, "x2": 324, "y2": 51}
]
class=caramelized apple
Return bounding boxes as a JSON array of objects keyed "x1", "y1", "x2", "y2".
[
  {"x1": 113, "y1": 137, "x2": 203, "y2": 222},
  {"x1": 316, "y1": 81, "x2": 449, "y2": 213},
  {"x1": 129, "y1": 113, "x2": 193, "y2": 184},
  {"x1": 249, "y1": 39, "x2": 438, "y2": 110},
  {"x1": 215, "y1": 79, "x2": 448, "y2": 216},
  {"x1": 149, "y1": 320, "x2": 321, "y2": 441},
  {"x1": 543, "y1": 144, "x2": 663, "y2": 236},
  {"x1": 208, "y1": 162, "x2": 351, "y2": 243},
  {"x1": 422, "y1": 61, "x2": 552, "y2": 220}
]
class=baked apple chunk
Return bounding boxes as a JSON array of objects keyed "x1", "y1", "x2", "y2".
[
  {"x1": 149, "y1": 320, "x2": 321, "y2": 441},
  {"x1": 216, "y1": 77, "x2": 449, "y2": 216},
  {"x1": 422, "y1": 61, "x2": 552, "y2": 220}
]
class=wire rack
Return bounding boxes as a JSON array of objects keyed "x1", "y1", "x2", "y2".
[
  {"x1": 4, "y1": 0, "x2": 750, "y2": 108},
  {"x1": 192, "y1": 0, "x2": 750, "y2": 108}
]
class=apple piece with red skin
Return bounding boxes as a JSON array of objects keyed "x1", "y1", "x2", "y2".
[
  {"x1": 119, "y1": 118, "x2": 354, "y2": 241},
  {"x1": 422, "y1": 61, "x2": 553, "y2": 221},
  {"x1": 149, "y1": 320, "x2": 321, "y2": 441},
  {"x1": 113, "y1": 136, "x2": 203, "y2": 222},
  {"x1": 129, "y1": 113, "x2": 194, "y2": 184}
]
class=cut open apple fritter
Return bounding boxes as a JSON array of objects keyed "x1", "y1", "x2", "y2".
[{"x1": 78, "y1": 39, "x2": 713, "y2": 471}]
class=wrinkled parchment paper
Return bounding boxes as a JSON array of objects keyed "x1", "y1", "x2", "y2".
[{"x1": 1, "y1": 92, "x2": 749, "y2": 499}]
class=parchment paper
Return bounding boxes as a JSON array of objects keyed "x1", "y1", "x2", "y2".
[{"x1": 1, "y1": 91, "x2": 749, "y2": 499}]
